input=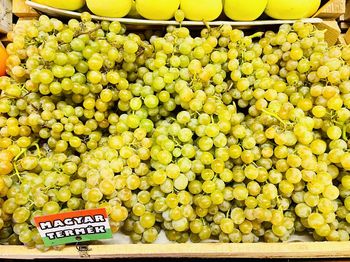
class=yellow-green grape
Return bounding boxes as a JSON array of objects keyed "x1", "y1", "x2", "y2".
[
  {"x1": 2, "y1": 15, "x2": 350, "y2": 248},
  {"x1": 175, "y1": 10, "x2": 185, "y2": 23}
]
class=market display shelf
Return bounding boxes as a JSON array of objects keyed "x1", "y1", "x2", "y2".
[
  {"x1": 25, "y1": 1, "x2": 323, "y2": 27},
  {"x1": 1, "y1": 1, "x2": 349, "y2": 260},
  {"x1": 1, "y1": 242, "x2": 350, "y2": 259},
  {"x1": 23, "y1": 1, "x2": 344, "y2": 45}
]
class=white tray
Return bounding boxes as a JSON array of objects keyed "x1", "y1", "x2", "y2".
[{"x1": 26, "y1": 1, "x2": 323, "y2": 27}]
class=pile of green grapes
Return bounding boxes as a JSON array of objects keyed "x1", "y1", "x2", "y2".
[{"x1": 0, "y1": 13, "x2": 350, "y2": 250}]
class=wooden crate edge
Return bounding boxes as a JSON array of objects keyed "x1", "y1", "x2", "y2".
[
  {"x1": 344, "y1": 0, "x2": 350, "y2": 21},
  {"x1": 13, "y1": 0, "x2": 39, "y2": 18},
  {"x1": 0, "y1": 242, "x2": 350, "y2": 259},
  {"x1": 314, "y1": 0, "x2": 346, "y2": 19},
  {"x1": 337, "y1": 34, "x2": 347, "y2": 45},
  {"x1": 315, "y1": 20, "x2": 341, "y2": 46},
  {"x1": 345, "y1": 27, "x2": 350, "y2": 44}
]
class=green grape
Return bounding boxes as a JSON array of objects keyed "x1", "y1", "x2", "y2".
[{"x1": 2, "y1": 15, "x2": 350, "y2": 249}]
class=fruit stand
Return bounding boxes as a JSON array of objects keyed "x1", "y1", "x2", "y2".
[{"x1": 0, "y1": 0, "x2": 350, "y2": 259}]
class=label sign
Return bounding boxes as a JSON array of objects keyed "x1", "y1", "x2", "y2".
[{"x1": 34, "y1": 208, "x2": 112, "y2": 246}]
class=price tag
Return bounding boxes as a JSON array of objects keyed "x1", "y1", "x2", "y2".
[{"x1": 34, "y1": 208, "x2": 113, "y2": 247}]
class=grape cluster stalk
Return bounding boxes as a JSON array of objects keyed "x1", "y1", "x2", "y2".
[{"x1": 0, "y1": 13, "x2": 349, "y2": 250}]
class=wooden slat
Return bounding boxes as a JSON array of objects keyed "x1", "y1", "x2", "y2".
[
  {"x1": 0, "y1": 34, "x2": 11, "y2": 45},
  {"x1": 13, "y1": 0, "x2": 39, "y2": 17},
  {"x1": 344, "y1": 0, "x2": 350, "y2": 21},
  {"x1": 339, "y1": 21, "x2": 350, "y2": 31},
  {"x1": 337, "y1": 34, "x2": 347, "y2": 44},
  {"x1": 345, "y1": 27, "x2": 350, "y2": 44},
  {"x1": 314, "y1": 0, "x2": 346, "y2": 19},
  {"x1": 316, "y1": 20, "x2": 341, "y2": 46},
  {"x1": 0, "y1": 242, "x2": 350, "y2": 259}
]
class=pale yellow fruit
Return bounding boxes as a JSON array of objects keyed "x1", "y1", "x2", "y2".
[
  {"x1": 86, "y1": 0, "x2": 132, "y2": 18},
  {"x1": 265, "y1": 0, "x2": 321, "y2": 19},
  {"x1": 181, "y1": 0, "x2": 223, "y2": 21},
  {"x1": 32, "y1": 0, "x2": 85, "y2": 10},
  {"x1": 224, "y1": 0, "x2": 267, "y2": 21},
  {"x1": 136, "y1": 0, "x2": 180, "y2": 20}
]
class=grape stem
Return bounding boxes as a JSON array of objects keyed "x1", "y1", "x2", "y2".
[
  {"x1": 189, "y1": 74, "x2": 197, "y2": 85},
  {"x1": 226, "y1": 208, "x2": 231, "y2": 218},
  {"x1": 342, "y1": 125, "x2": 348, "y2": 141},
  {"x1": 75, "y1": 25, "x2": 102, "y2": 37},
  {"x1": 276, "y1": 195, "x2": 283, "y2": 212},
  {"x1": 27, "y1": 200, "x2": 35, "y2": 209},
  {"x1": 248, "y1": 32, "x2": 264, "y2": 39},
  {"x1": 173, "y1": 139, "x2": 182, "y2": 148},
  {"x1": 14, "y1": 148, "x2": 27, "y2": 161},
  {"x1": 13, "y1": 162, "x2": 22, "y2": 182},
  {"x1": 34, "y1": 142, "x2": 41, "y2": 158},
  {"x1": 130, "y1": 143, "x2": 139, "y2": 151},
  {"x1": 261, "y1": 109, "x2": 287, "y2": 129},
  {"x1": 136, "y1": 46, "x2": 144, "y2": 56},
  {"x1": 20, "y1": 85, "x2": 29, "y2": 95},
  {"x1": 13, "y1": 139, "x2": 41, "y2": 162},
  {"x1": 227, "y1": 81, "x2": 234, "y2": 91},
  {"x1": 203, "y1": 21, "x2": 210, "y2": 31}
]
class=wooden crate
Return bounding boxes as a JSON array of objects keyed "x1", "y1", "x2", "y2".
[
  {"x1": 0, "y1": 242, "x2": 350, "y2": 259},
  {"x1": 339, "y1": 22, "x2": 350, "y2": 32},
  {"x1": 13, "y1": 0, "x2": 39, "y2": 17},
  {"x1": 0, "y1": 0, "x2": 12, "y2": 33},
  {"x1": 314, "y1": 0, "x2": 346, "y2": 19},
  {"x1": 345, "y1": 27, "x2": 350, "y2": 44},
  {"x1": 339, "y1": 21, "x2": 350, "y2": 31},
  {"x1": 316, "y1": 20, "x2": 342, "y2": 46},
  {"x1": 0, "y1": 34, "x2": 10, "y2": 46},
  {"x1": 344, "y1": 0, "x2": 350, "y2": 21},
  {"x1": 337, "y1": 33, "x2": 347, "y2": 44},
  {"x1": 1, "y1": 0, "x2": 349, "y2": 260}
]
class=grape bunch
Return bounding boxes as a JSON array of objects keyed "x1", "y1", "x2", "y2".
[{"x1": 0, "y1": 12, "x2": 349, "y2": 250}]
